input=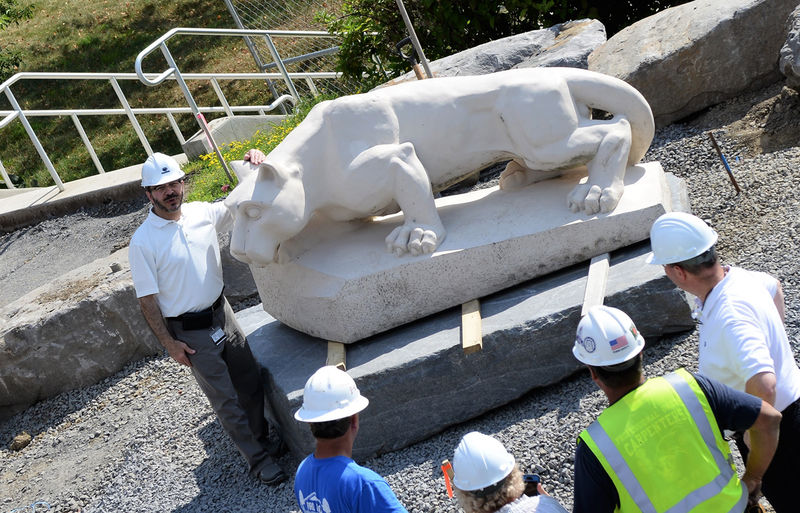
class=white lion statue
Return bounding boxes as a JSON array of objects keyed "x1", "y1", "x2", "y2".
[{"x1": 225, "y1": 67, "x2": 654, "y2": 266}]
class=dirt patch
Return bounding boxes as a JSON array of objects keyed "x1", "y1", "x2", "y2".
[
  {"x1": 688, "y1": 83, "x2": 800, "y2": 155},
  {"x1": 35, "y1": 274, "x2": 106, "y2": 304}
]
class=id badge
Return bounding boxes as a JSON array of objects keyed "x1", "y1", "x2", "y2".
[{"x1": 211, "y1": 327, "x2": 226, "y2": 345}]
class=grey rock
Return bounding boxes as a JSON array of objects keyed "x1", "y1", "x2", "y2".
[
  {"x1": 0, "y1": 236, "x2": 259, "y2": 421},
  {"x1": 241, "y1": 243, "x2": 694, "y2": 461},
  {"x1": 780, "y1": 5, "x2": 800, "y2": 89},
  {"x1": 381, "y1": 19, "x2": 605, "y2": 86},
  {"x1": 589, "y1": 0, "x2": 797, "y2": 126},
  {"x1": 0, "y1": 248, "x2": 159, "y2": 421}
]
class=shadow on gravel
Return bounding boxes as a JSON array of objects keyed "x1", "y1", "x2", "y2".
[
  {"x1": 172, "y1": 419, "x2": 297, "y2": 513},
  {"x1": 0, "y1": 356, "x2": 158, "y2": 443}
]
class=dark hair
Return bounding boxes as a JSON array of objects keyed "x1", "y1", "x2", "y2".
[
  {"x1": 673, "y1": 246, "x2": 718, "y2": 275},
  {"x1": 592, "y1": 353, "x2": 643, "y2": 389},
  {"x1": 309, "y1": 416, "x2": 352, "y2": 439}
]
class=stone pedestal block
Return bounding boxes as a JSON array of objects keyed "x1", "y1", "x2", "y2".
[
  {"x1": 250, "y1": 162, "x2": 673, "y2": 343},
  {"x1": 182, "y1": 115, "x2": 286, "y2": 161},
  {"x1": 242, "y1": 242, "x2": 694, "y2": 461}
]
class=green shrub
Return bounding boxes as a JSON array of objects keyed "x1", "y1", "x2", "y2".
[
  {"x1": 319, "y1": 0, "x2": 690, "y2": 84},
  {"x1": 184, "y1": 95, "x2": 334, "y2": 203}
]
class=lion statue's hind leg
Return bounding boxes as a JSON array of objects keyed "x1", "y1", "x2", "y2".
[{"x1": 566, "y1": 117, "x2": 632, "y2": 215}]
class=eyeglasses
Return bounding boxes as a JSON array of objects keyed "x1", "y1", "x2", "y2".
[{"x1": 150, "y1": 178, "x2": 184, "y2": 193}]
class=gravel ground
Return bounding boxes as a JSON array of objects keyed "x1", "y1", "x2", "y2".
[{"x1": 2, "y1": 82, "x2": 799, "y2": 512}]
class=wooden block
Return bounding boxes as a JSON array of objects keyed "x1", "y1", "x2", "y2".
[
  {"x1": 461, "y1": 299, "x2": 482, "y2": 354},
  {"x1": 581, "y1": 253, "x2": 610, "y2": 317},
  {"x1": 326, "y1": 341, "x2": 346, "y2": 370}
]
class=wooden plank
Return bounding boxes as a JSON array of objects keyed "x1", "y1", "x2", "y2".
[
  {"x1": 326, "y1": 341, "x2": 346, "y2": 370},
  {"x1": 461, "y1": 299, "x2": 483, "y2": 354},
  {"x1": 581, "y1": 253, "x2": 610, "y2": 317}
]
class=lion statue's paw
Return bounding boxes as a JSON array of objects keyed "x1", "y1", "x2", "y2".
[
  {"x1": 385, "y1": 224, "x2": 446, "y2": 256},
  {"x1": 567, "y1": 182, "x2": 623, "y2": 215}
]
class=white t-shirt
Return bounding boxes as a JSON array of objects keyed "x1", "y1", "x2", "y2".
[
  {"x1": 129, "y1": 201, "x2": 231, "y2": 317},
  {"x1": 697, "y1": 266, "x2": 800, "y2": 412},
  {"x1": 497, "y1": 494, "x2": 568, "y2": 513}
]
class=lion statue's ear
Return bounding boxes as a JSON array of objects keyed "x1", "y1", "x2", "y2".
[
  {"x1": 230, "y1": 160, "x2": 259, "y2": 183},
  {"x1": 257, "y1": 162, "x2": 287, "y2": 185}
]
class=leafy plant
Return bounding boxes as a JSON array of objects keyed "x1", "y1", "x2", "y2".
[
  {"x1": 0, "y1": 0, "x2": 34, "y2": 79},
  {"x1": 184, "y1": 95, "x2": 334, "y2": 203},
  {"x1": 318, "y1": 0, "x2": 690, "y2": 83}
]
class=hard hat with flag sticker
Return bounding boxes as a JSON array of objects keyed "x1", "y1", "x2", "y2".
[{"x1": 573, "y1": 305, "x2": 644, "y2": 367}]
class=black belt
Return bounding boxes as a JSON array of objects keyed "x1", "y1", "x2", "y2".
[{"x1": 167, "y1": 293, "x2": 224, "y2": 330}]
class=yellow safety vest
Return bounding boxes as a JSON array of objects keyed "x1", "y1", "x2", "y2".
[{"x1": 578, "y1": 368, "x2": 748, "y2": 513}]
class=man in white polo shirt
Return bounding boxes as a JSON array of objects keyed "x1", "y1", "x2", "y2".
[
  {"x1": 648, "y1": 211, "x2": 800, "y2": 512},
  {"x1": 129, "y1": 152, "x2": 286, "y2": 485}
]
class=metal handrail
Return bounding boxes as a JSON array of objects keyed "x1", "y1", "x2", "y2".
[
  {"x1": 134, "y1": 27, "x2": 338, "y2": 183},
  {"x1": 1, "y1": 26, "x2": 342, "y2": 191},
  {"x1": 0, "y1": 71, "x2": 311, "y2": 190}
]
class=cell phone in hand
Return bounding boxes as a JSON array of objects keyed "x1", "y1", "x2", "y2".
[{"x1": 523, "y1": 474, "x2": 540, "y2": 496}]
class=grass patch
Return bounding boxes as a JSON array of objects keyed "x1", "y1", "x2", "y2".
[
  {"x1": 184, "y1": 95, "x2": 332, "y2": 202},
  {"x1": 0, "y1": 0, "x2": 347, "y2": 188}
]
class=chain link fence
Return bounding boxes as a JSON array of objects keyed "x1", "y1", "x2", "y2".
[{"x1": 222, "y1": 0, "x2": 364, "y2": 105}]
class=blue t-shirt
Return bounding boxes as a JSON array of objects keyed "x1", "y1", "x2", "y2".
[
  {"x1": 294, "y1": 455, "x2": 408, "y2": 513},
  {"x1": 573, "y1": 371, "x2": 762, "y2": 513}
]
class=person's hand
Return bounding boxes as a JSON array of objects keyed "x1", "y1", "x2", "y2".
[
  {"x1": 165, "y1": 338, "x2": 196, "y2": 367},
  {"x1": 243, "y1": 148, "x2": 266, "y2": 165},
  {"x1": 741, "y1": 471, "x2": 762, "y2": 506}
]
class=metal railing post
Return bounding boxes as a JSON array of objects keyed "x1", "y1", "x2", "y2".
[
  {"x1": 210, "y1": 77, "x2": 234, "y2": 117},
  {"x1": 0, "y1": 158, "x2": 15, "y2": 189},
  {"x1": 70, "y1": 114, "x2": 105, "y2": 174},
  {"x1": 304, "y1": 77, "x2": 319, "y2": 96},
  {"x1": 158, "y1": 43, "x2": 234, "y2": 183},
  {"x1": 109, "y1": 77, "x2": 153, "y2": 157},
  {"x1": 262, "y1": 34, "x2": 301, "y2": 100},
  {"x1": 3, "y1": 88, "x2": 65, "y2": 191},
  {"x1": 165, "y1": 112, "x2": 185, "y2": 145},
  {"x1": 222, "y1": 0, "x2": 288, "y2": 114}
]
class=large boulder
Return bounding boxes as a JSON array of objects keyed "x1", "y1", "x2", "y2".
[
  {"x1": 0, "y1": 249, "x2": 159, "y2": 420},
  {"x1": 780, "y1": 5, "x2": 800, "y2": 90},
  {"x1": 589, "y1": 0, "x2": 798, "y2": 126},
  {"x1": 0, "y1": 236, "x2": 258, "y2": 420},
  {"x1": 381, "y1": 19, "x2": 605, "y2": 86}
]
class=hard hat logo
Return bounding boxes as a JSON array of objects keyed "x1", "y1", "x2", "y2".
[{"x1": 576, "y1": 335, "x2": 596, "y2": 353}]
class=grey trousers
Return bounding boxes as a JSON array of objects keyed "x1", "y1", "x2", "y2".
[{"x1": 167, "y1": 296, "x2": 272, "y2": 475}]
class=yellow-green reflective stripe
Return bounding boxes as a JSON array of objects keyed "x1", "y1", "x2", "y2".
[
  {"x1": 586, "y1": 421, "x2": 656, "y2": 513},
  {"x1": 588, "y1": 371, "x2": 747, "y2": 513}
]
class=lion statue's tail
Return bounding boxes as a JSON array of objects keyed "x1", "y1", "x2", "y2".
[{"x1": 558, "y1": 67, "x2": 655, "y2": 167}]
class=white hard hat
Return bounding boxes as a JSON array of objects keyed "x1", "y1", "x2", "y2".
[
  {"x1": 573, "y1": 305, "x2": 645, "y2": 367},
  {"x1": 452, "y1": 431, "x2": 515, "y2": 491},
  {"x1": 646, "y1": 212, "x2": 718, "y2": 265},
  {"x1": 141, "y1": 152, "x2": 185, "y2": 187},
  {"x1": 294, "y1": 366, "x2": 369, "y2": 423}
]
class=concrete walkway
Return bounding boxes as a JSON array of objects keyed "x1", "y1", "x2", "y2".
[{"x1": 0, "y1": 154, "x2": 187, "y2": 232}]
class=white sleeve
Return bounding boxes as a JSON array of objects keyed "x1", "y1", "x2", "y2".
[
  {"x1": 755, "y1": 271, "x2": 778, "y2": 298},
  {"x1": 209, "y1": 200, "x2": 233, "y2": 233},
  {"x1": 128, "y1": 241, "x2": 159, "y2": 298}
]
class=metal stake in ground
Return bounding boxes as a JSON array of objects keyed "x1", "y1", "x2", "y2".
[{"x1": 708, "y1": 132, "x2": 741, "y2": 195}]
